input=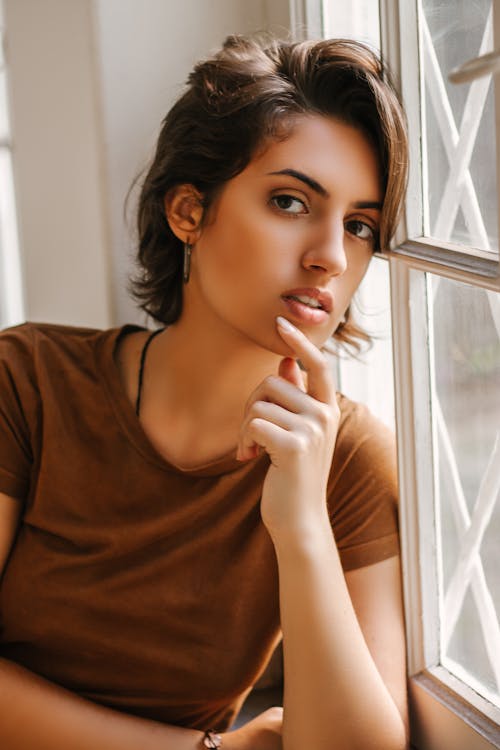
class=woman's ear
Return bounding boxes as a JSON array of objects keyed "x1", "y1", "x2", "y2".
[{"x1": 164, "y1": 185, "x2": 204, "y2": 243}]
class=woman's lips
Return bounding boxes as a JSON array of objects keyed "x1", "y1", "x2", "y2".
[
  {"x1": 280, "y1": 287, "x2": 333, "y2": 325},
  {"x1": 280, "y1": 298, "x2": 329, "y2": 324}
]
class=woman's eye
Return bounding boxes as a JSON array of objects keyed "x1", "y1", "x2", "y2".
[
  {"x1": 271, "y1": 195, "x2": 307, "y2": 214},
  {"x1": 346, "y1": 220, "x2": 375, "y2": 241}
]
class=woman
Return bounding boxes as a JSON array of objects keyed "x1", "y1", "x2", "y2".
[{"x1": 0, "y1": 35, "x2": 409, "y2": 750}]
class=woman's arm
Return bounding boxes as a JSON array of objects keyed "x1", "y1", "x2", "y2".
[
  {"x1": 0, "y1": 657, "x2": 203, "y2": 750},
  {"x1": 345, "y1": 556, "x2": 409, "y2": 732},
  {"x1": 0, "y1": 657, "x2": 285, "y2": 750},
  {"x1": 238, "y1": 318, "x2": 408, "y2": 750},
  {"x1": 275, "y1": 539, "x2": 408, "y2": 750},
  {"x1": 0, "y1": 493, "x2": 281, "y2": 750}
]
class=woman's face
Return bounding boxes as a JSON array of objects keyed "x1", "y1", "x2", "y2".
[{"x1": 188, "y1": 114, "x2": 382, "y2": 355}]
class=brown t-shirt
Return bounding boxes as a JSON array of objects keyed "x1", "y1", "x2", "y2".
[{"x1": 0, "y1": 322, "x2": 399, "y2": 730}]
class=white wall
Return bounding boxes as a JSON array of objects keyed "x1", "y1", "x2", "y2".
[
  {"x1": 4, "y1": 0, "x2": 291, "y2": 329},
  {"x1": 4, "y1": 0, "x2": 112, "y2": 328}
]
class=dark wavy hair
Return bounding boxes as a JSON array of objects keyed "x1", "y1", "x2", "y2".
[{"x1": 129, "y1": 34, "x2": 408, "y2": 350}]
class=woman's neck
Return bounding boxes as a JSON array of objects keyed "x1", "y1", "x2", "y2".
[
  {"x1": 150, "y1": 317, "x2": 280, "y2": 423},
  {"x1": 134, "y1": 308, "x2": 281, "y2": 467}
]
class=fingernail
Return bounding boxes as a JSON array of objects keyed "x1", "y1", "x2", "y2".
[{"x1": 276, "y1": 316, "x2": 296, "y2": 333}]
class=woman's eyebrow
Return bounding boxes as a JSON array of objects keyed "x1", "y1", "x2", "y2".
[
  {"x1": 267, "y1": 168, "x2": 329, "y2": 197},
  {"x1": 266, "y1": 169, "x2": 382, "y2": 210},
  {"x1": 354, "y1": 200, "x2": 382, "y2": 210}
]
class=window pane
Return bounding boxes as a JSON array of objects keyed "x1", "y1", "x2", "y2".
[
  {"x1": 430, "y1": 275, "x2": 500, "y2": 706},
  {"x1": 421, "y1": 0, "x2": 498, "y2": 256}
]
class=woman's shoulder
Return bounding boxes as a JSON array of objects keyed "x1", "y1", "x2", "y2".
[
  {"x1": 1, "y1": 320, "x2": 116, "y2": 348},
  {"x1": 329, "y1": 393, "x2": 399, "y2": 571},
  {"x1": 336, "y1": 392, "x2": 394, "y2": 443},
  {"x1": 0, "y1": 321, "x2": 143, "y2": 366},
  {"x1": 332, "y1": 391, "x2": 397, "y2": 485},
  {"x1": 0, "y1": 321, "x2": 148, "y2": 406},
  {"x1": 0, "y1": 320, "x2": 104, "y2": 354}
]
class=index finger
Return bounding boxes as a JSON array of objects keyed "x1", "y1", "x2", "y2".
[{"x1": 276, "y1": 316, "x2": 336, "y2": 403}]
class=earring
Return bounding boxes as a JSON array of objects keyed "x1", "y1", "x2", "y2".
[{"x1": 183, "y1": 242, "x2": 192, "y2": 284}]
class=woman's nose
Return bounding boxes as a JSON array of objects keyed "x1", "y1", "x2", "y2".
[{"x1": 302, "y1": 222, "x2": 347, "y2": 276}]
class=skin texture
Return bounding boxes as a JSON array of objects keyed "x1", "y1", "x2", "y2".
[
  {"x1": 0, "y1": 115, "x2": 408, "y2": 749},
  {"x1": 182, "y1": 115, "x2": 381, "y2": 357}
]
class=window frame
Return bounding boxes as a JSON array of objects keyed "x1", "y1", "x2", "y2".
[{"x1": 379, "y1": 0, "x2": 500, "y2": 746}]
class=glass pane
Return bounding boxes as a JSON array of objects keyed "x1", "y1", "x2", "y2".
[
  {"x1": 421, "y1": 0, "x2": 498, "y2": 256},
  {"x1": 430, "y1": 275, "x2": 500, "y2": 706}
]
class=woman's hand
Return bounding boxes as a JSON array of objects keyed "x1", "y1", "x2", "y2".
[
  {"x1": 221, "y1": 706, "x2": 283, "y2": 750},
  {"x1": 237, "y1": 316, "x2": 340, "y2": 542}
]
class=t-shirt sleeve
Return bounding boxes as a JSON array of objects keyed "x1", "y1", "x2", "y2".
[
  {"x1": 327, "y1": 394, "x2": 400, "y2": 571},
  {"x1": 0, "y1": 324, "x2": 38, "y2": 500}
]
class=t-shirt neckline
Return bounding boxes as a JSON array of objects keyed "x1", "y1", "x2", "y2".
[{"x1": 95, "y1": 324, "x2": 259, "y2": 478}]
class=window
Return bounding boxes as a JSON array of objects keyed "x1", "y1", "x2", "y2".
[
  {"x1": 389, "y1": 1, "x2": 500, "y2": 747},
  {"x1": 0, "y1": 0, "x2": 24, "y2": 329},
  {"x1": 317, "y1": 0, "x2": 500, "y2": 746}
]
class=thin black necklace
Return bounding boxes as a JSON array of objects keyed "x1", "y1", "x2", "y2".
[{"x1": 135, "y1": 328, "x2": 164, "y2": 417}]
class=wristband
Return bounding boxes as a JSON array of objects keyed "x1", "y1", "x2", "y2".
[{"x1": 203, "y1": 729, "x2": 222, "y2": 748}]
